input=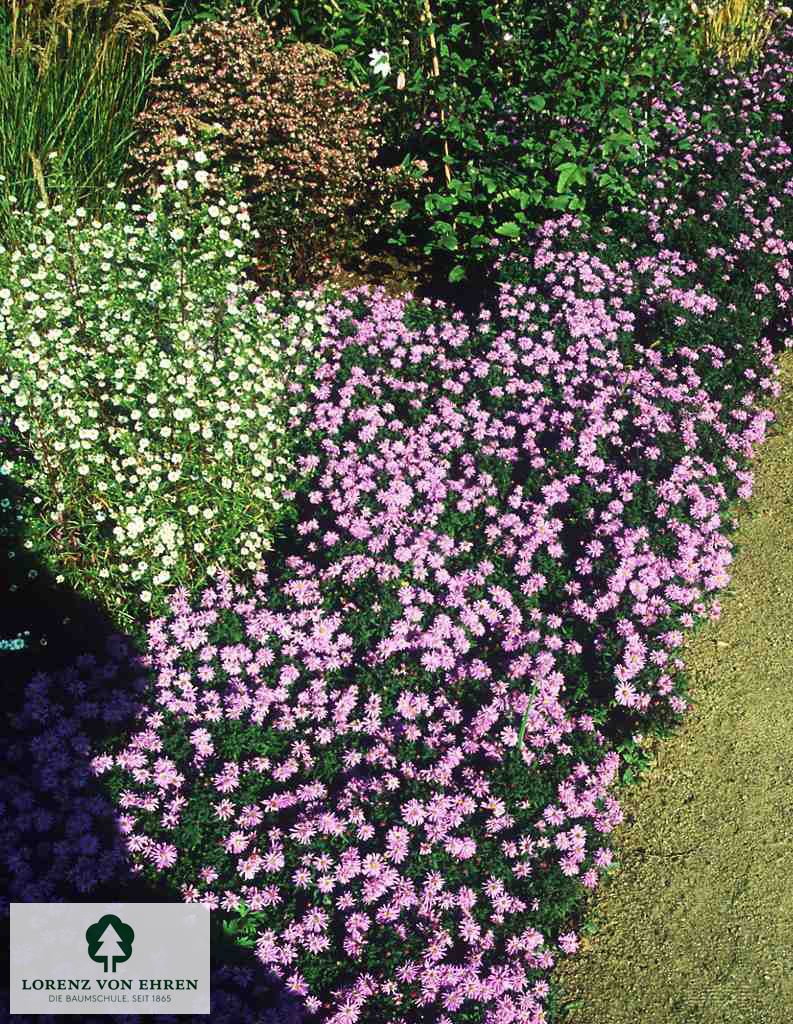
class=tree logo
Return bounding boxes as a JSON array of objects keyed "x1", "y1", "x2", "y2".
[{"x1": 85, "y1": 915, "x2": 135, "y2": 973}]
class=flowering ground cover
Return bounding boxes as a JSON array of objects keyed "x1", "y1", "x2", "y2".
[
  {"x1": 548, "y1": 343, "x2": 793, "y2": 1021},
  {"x1": 2, "y1": 8, "x2": 793, "y2": 1024}
]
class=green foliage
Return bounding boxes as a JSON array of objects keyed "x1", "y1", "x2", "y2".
[
  {"x1": 157, "y1": 0, "x2": 247, "y2": 37},
  {"x1": 240, "y1": 0, "x2": 709, "y2": 282}
]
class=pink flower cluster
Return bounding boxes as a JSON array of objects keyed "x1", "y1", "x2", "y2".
[{"x1": 99, "y1": 129, "x2": 791, "y2": 1019}]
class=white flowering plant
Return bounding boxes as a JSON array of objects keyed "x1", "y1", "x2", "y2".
[
  {"x1": 368, "y1": 47, "x2": 392, "y2": 78},
  {"x1": 0, "y1": 138, "x2": 327, "y2": 633}
]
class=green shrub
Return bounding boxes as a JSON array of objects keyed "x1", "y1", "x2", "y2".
[
  {"x1": 0, "y1": 146, "x2": 327, "y2": 635},
  {"x1": 242, "y1": 0, "x2": 709, "y2": 283},
  {"x1": 119, "y1": 6, "x2": 423, "y2": 290}
]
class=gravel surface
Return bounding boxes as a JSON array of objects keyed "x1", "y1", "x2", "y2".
[{"x1": 551, "y1": 347, "x2": 793, "y2": 1023}]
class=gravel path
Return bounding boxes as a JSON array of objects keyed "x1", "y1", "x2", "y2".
[{"x1": 550, "y1": 347, "x2": 793, "y2": 1024}]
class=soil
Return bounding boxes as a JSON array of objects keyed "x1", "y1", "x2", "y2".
[
  {"x1": 550, "y1": 347, "x2": 793, "y2": 1024},
  {"x1": 245, "y1": 228, "x2": 502, "y2": 323}
]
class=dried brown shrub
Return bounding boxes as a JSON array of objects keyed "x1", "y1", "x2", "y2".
[{"x1": 120, "y1": 7, "x2": 424, "y2": 288}]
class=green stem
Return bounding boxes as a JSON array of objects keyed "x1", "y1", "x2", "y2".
[{"x1": 516, "y1": 681, "x2": 540, "y2": 756}]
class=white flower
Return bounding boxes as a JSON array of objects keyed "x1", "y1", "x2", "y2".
[
  {"x1": 194, "y1": 150, "x2": 208, "y2": 164},
  {"x1": 195, "y1": 170, "x2": 210, "y2": 185},
  {"x1": 157, "y1": 521, "x2": 178, "y2": 546},
  {"x1": 369, "y1": 48, "x2": 391, "y2": 78},
  {"x1": 175, "y1": 159, "x2": 189, "y2": 173},
  {"x1": 127, "y1": 516, "x2": 146, "y2": 539},
  {"x1": 0, "y1": 181, "x2": 307, "y2": 622}
]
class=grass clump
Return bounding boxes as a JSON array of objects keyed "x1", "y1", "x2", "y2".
[
  {"x1": 690, "y1": 0, "x2": 790, "y2": 68},
  {"x1": 2, "y1": 0, "x2": 169, "y2": 77},
  {"x1": 0, "y1": 0, "x2": 170, "y2": 251}
]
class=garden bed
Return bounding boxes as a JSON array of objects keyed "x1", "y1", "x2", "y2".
[{"x1": 2, "y1": 3, "x2": 793, "y2": 1023}]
